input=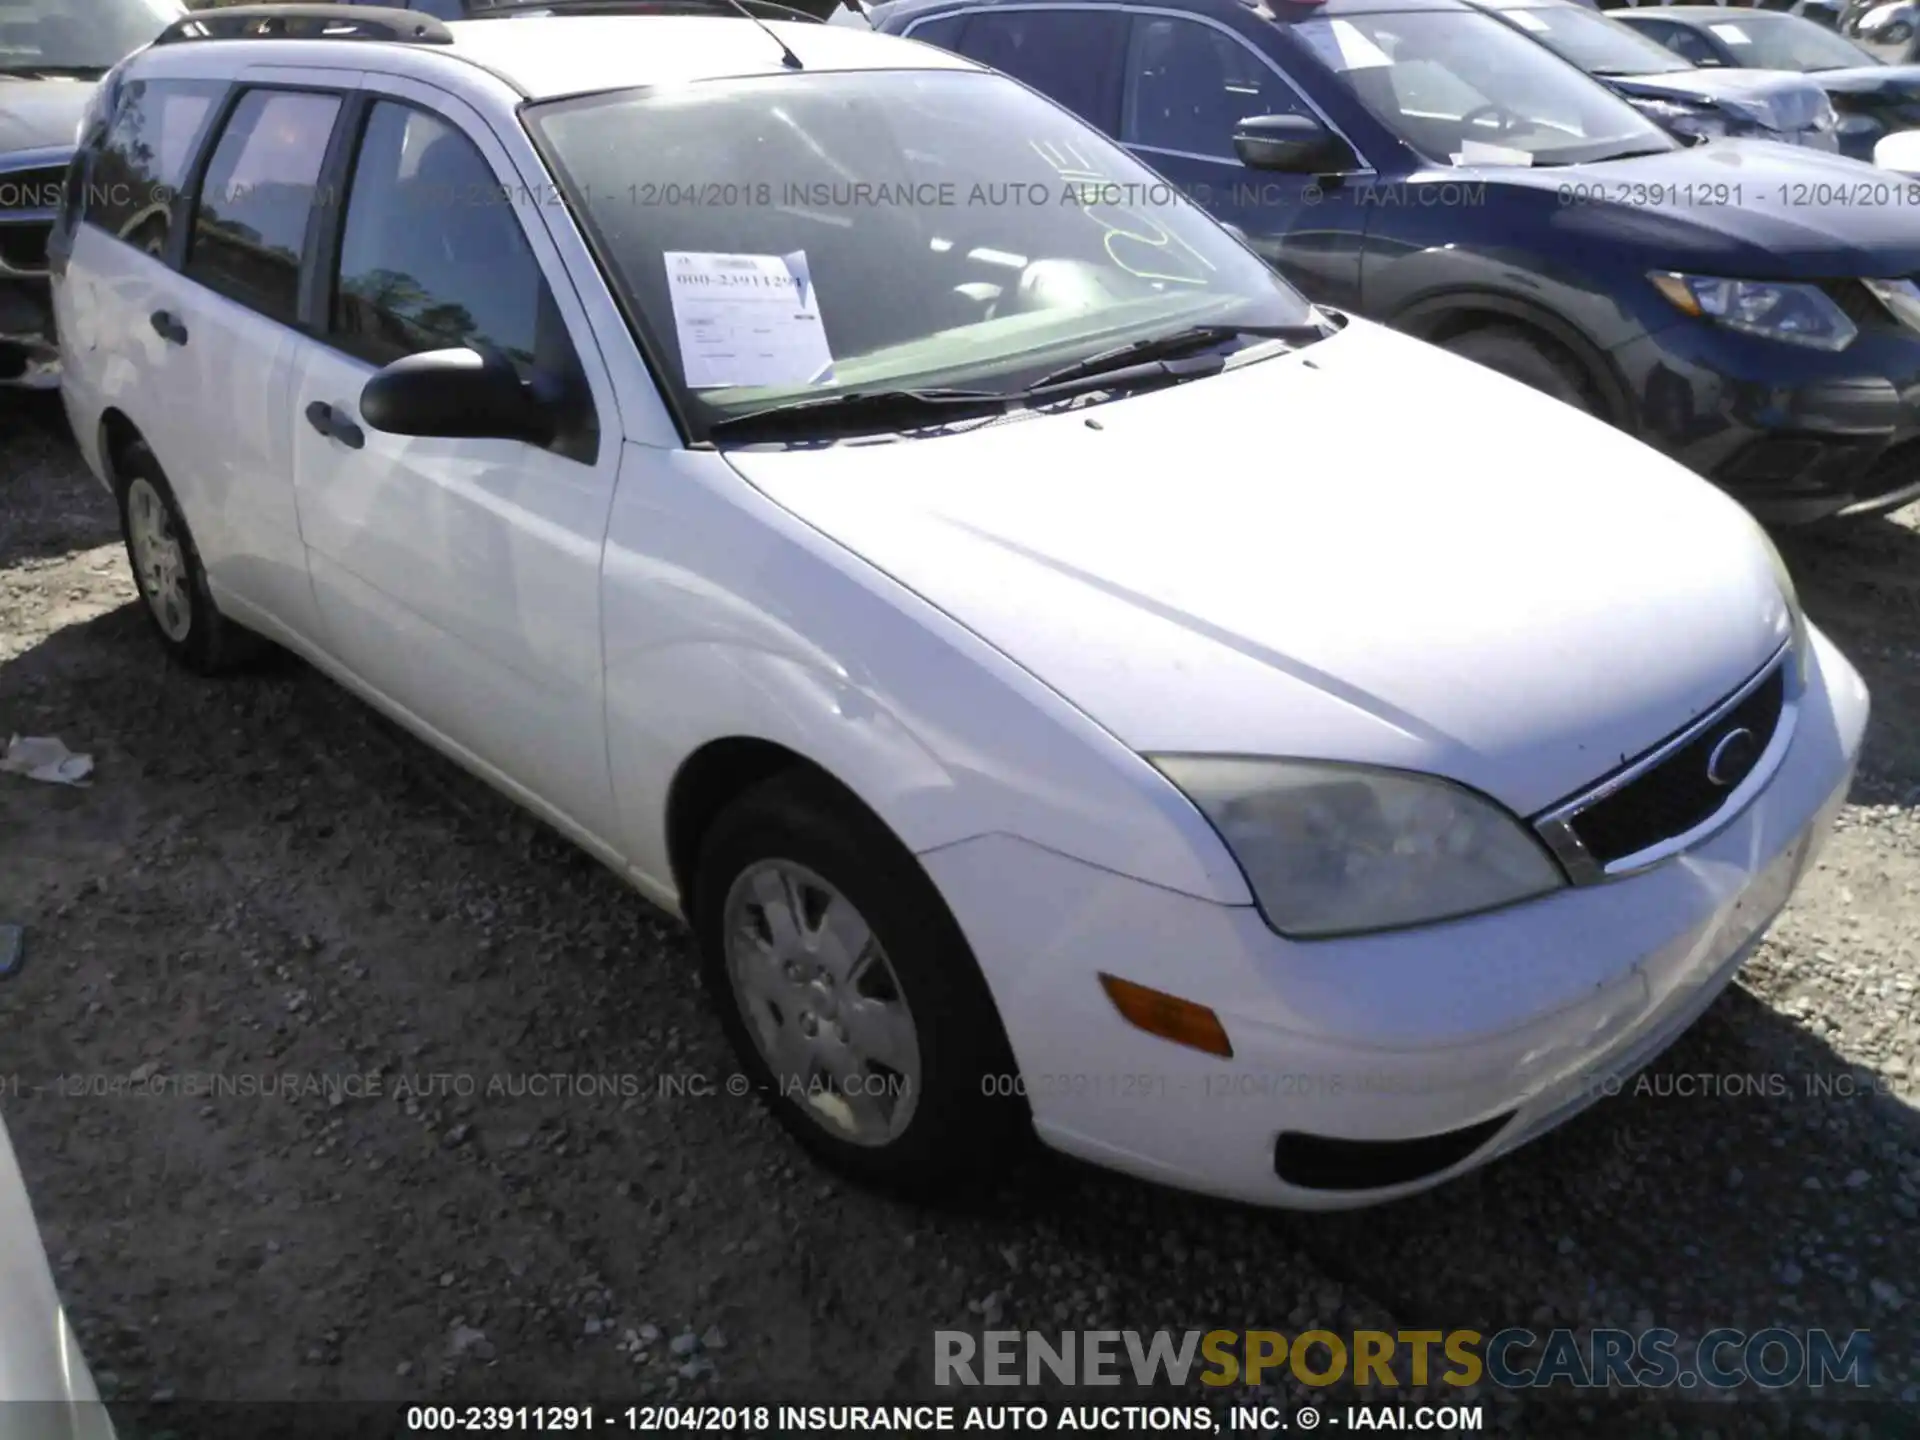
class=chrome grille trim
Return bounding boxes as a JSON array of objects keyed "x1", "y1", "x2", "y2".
[
  {"x1": 0, "y1": 145, "x2": 74, "y2": 280},
  {"x1": 1532, "y1": 638, "x2": 1798, "y2": 887}
]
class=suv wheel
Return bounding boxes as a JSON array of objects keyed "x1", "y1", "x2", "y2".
[
  {"x1": 1441, "y1": 325, "x2": 1597, "y2": 416},
  {"x1": 691, "y1": 769, "x2": 1028, "y2": 1198},
  {"x1": 115, "y1": 440, "x2": 265, "y2": 673}
]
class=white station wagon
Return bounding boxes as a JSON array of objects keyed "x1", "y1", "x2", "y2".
[{"x1": 54, "y1": 1, "x2": 1868, "y2": 1207}]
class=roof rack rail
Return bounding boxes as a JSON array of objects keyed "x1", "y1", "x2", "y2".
[
  {"x1": 470, "y1": 0, "x2": 828, "y2": 22},
  {"x1": 153, "y1": 5, "x2": 455, "y2": 46}
]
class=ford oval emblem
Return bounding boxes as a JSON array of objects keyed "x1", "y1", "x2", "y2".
[{"x1": 1706, "y1": 727, "x2": 1759, "y2": 788}]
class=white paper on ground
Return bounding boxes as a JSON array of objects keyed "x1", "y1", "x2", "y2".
[
  {"x1": 1295, "y1": 18, "x2": 1394, "y2": 70},
  {"x1": 1453, "y1": 139, "x2": 1536, "y2": 167},
  {"x1": 1709, "y1": 22, "x2": 1750, "y2": 41},
  {"x1": 664, "y1": 250, "x2": 836, "y2": 390},
  {"x1": 0, "y1": 735, "x2": 93, "y2": 786}
]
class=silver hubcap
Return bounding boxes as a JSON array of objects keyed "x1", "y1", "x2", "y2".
[
  {"x1": 722, "y1": 860, "x2": 921, "y2": 1146},
  {"x1": 127, "y1": 477, "x2": 191, "y2": 642}
]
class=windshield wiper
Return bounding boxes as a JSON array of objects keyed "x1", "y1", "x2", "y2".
[
  {"x1": 704, "y1": 386, "x2": 1011, "y2": 444},
  {"x1": 1579, "y1": 142, "x2": 1683, "y2": 163},
  {"x1": 706, "y1": 353, "x2": 1230, "y2": 443},
  {"x1": 1029, "y1": 321, "x2": 1327, "y2": 390},
  {"x1": 705, "y1": 323, "x2": 1331, "y2": 444}
]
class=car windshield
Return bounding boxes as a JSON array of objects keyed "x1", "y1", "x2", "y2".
[
  {"x1": 1498, "y1": 5, "x2": 1697, "y2": 75},
  {"x1": 0, "y1": 0, "x2": 182, "y2": 73},
  {"x1": 1292, "y1": 9, "x2": 1677, "y2": 165},
  {"x1": 1692, "y1": 11, "x2": 1878, "y2": 68},
  {"x1": 526, "y1": 69, "x2": 1317, "y2": 436}
]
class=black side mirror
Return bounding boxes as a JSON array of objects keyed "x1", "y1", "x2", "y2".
[
  {"x1": 1232, "y1": 113, "x2": 1358, "y2": 174},
  {"x1": 359, "y1": 347, "x2": 553, "y2": 445}
]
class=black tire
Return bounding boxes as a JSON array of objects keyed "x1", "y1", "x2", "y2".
[
  {"x1": 691, "y1": 768, "x2": 1029, "y2": 1199},
  {"x1": 113, "y1": 438, "x2": 266, "y2": 674},
  {"x1": 1440, "y1": 325, "x2": 1597, "y2": 415}
]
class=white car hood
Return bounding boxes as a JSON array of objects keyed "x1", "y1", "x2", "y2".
[
  {"x1": 727, "y1": 319, "x2": 1793, "y2": 817},
  {"x1": 0, "y1": 1120, "x2": 113, "y2": 1440}
]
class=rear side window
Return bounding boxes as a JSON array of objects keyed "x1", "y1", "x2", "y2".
[
  {"x1": 185, "y1": 88, "x2": 342, "y2": 326},
  {"x1": 84, "y1": 78, "x2": 226, "y2": 257},
  {"x1": 956, "y1": 8, "x2": 1128, "y2": 129}
]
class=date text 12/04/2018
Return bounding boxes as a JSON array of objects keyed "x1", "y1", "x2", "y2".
[
  {"x1": 403, "y1": 1405, "x2": 1231, "y2": 1432},
  {"x1": 1558, "y1": 181, "x2": 1920, "y2": 207}
]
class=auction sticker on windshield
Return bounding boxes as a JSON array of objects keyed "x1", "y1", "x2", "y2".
[{"x1": 664, "y1": 250, "x2": 836, "y2": 388}]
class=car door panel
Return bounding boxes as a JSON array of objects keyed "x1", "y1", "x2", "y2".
[
  {"x1": 172, "y1": 69, "x2": 361, "y2": 642},
  {"x1": 287, "y1": 81, "x2": 622, "y2": 846},
  {"x1": 61, "y1": 76, "x2": 228, "y2": 505}
]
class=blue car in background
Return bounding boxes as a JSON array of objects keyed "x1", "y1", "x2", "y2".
[
  {"x1": 875, "y1": 0, "x2": 1920, "y2": 522},
  {"x1": 1466, "y1": 0, "x2": 1841, "y2": 148},
  {"x1": 1614, "y1": 5, "x2": 1920, "y2": 155}
]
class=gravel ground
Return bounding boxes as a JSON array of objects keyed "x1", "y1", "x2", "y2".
[{"x1": 2, "y1": 394, "x2": 1917, "y2": 1438}]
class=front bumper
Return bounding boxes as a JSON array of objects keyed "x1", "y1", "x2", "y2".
[
  {"x1": 1, "y1": 144, "x2": 66, "y2": 390},
  {"x1": 1615, "y1": 306, "x2": 1920, "y2": 524},
  {"x1": 921, "y1": 627, "x2": 1869, "y2": 1209}
]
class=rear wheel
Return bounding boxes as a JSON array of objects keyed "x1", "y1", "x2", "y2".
[
  {"x1": 114, "y1": 440, "x2": 265, "y2": 674},
  {"x1": 691, "y1": 768, "x2": 1028, "y2": 1198},
  {"x1": 1440, "y1": 324, "x2": 1597, "y2": 415}
]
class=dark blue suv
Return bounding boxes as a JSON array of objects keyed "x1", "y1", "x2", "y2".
[{"x1": 875, "y1": 0, "x2": 1920, "y2": 522}]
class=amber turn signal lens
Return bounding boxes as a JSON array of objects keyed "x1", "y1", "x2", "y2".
[{"x1": 1098, "y1": 973, "x2": 1233, "y2": 1058}]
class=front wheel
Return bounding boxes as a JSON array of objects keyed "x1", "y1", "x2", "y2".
[{"x1": 691, "y1": 769, "x2": 1028, "y2": 1198}]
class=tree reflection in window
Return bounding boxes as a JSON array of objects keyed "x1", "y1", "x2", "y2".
[
  {"x1": 333, "y1": 102, "x2": 543, "y2": 373},
  {"x1": 185, "y1": 88, "x2": 340, "y2": 324}
]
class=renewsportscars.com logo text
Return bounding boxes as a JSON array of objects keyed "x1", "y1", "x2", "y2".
[{"x1": 934, "y1": 1328, "x2": 1873, "y2": 1391}]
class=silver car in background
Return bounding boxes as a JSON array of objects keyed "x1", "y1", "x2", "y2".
[{"x1": 0, "y1": 1117, "x2": 114, "y2": 1440}]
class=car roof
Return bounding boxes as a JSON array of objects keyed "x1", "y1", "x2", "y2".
[
  {"x1": 135, "y1": 13, "x2": 977, "y2": 100},
  {"x1": 450, "y1": 14, "x2": 972, "y2": 92},
  {"x1": 881, "y1": 0, "x2": 1473, "y2": 24},
  {"x1": 1461, "y1": 0, "x2": 1586, "y2": 12},
  {"x1": 1616, "y1": 5, "x2": 1772, "y2": 16}
]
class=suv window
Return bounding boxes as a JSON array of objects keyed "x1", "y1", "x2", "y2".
[
  {"x1": 956, "y1": 8, "x2": 1127, "y2": 128},
  {"x1": 84, "y1": 78, "x2": 225, "y2": 256},
  {"x1": 904, "y1": 11, "x2": 968, "y2": 46},
  {"x1": 1121, "y1": 16, "x2": 1309, "y2": 159},
  {"x1": 333, "y1": 102, "x2": 550, "y2": 373},
  {"x1": 185, "y1": 88, "x2": 341, "y2": 325}
]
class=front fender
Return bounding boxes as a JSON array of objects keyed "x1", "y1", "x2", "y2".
[{"x1": 599, "y1": 443, "x2": 1252, "y2": 913}]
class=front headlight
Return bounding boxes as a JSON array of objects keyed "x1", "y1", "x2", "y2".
[
  {"x1": 1749, "y1": 518, "x2": 1812, "y2": 685},
  {"x1": 1649, "y1": 272, "x2": 1859, "y2": 350},
  {"x1": 1150, "y1": 757, "x2": 1565, "y2": 939},
  {"x1": 1862, "y1": 276, "x2": 1920, "y2": 334}
]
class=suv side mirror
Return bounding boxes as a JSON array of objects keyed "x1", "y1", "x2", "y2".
[
  {"x1": 360, "y1": 347, "x2": 554, "y2": 445},
  {"x1": 1232, "y1": 114, "x2": 1358, "y2": 173}
]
